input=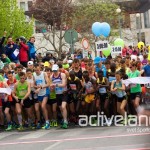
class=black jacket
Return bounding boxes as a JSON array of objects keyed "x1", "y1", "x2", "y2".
[{"x1": 0, "y1": 37, "x2": 6, "y2": 55}]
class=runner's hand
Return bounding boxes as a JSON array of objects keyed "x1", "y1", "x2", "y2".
[
  {"x1": 35, "y1": 88, "x2": 40, "y2": 94},
  {"x1": 21, "y1": 100, "x2": 24, "y2": 106},
  {"x1": 15, "y1": 96, "x2": 19, "y2": 102},
  {"x1": 4, "y1": 97, "x2": 8, "y2": 102}
]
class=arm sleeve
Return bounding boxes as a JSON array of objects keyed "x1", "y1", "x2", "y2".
[
  {"x1": 0, "y1": 37, "x2": 5, "y2": 45},
  {"x1": 20, "y1": 42, "x2": 29, "y2": 51}
]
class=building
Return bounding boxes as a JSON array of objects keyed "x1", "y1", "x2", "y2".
[
  {"x1": 17, "y1": 0, "x2": 150, "y2": 54},
  {"x1": 115, "y1": 0, "x2": 150, "y2": 45}
]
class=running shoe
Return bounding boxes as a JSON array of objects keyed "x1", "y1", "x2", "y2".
[
  {"x1": 5, "y1": 124, "x2": 13, "y2": 131},
  {"x1": 61, "y1": 122, "x2": 68, "y2": 129},
  {"x1": 42, "y1": 123, "x2": 50, "y2": 130},
  {"x1": 53, "y1": 121, "x2": 58, "y2": 127},
  {"x1": 17, "y1": 125, "x2": 24, "y2": 131},
  {"x1": 50, "y1": 121, "x2": 53, "y2": 127},
  {"x1": 36, "y1": 123, "x2": 41, "y2": 129},
  {"x1": 29, "y1": 123, "x2": 35, "y2": 130}
]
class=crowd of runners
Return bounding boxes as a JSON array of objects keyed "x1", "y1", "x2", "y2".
[{"x1": 0, "y1": 31, "x2": 150, "y2": 131}]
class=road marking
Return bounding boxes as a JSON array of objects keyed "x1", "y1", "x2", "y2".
[
  {"x1": 125, "y1": 148, "x2": 150, "y2": 150},
  {"x1": 44, "y1": 141, "x2": 62, "y2": 150},
  {"x1": 0, "y1": 132, "x2": 150, "y2": 146},
  {"x1": 66, "y1": 143, "x2": 150, "y2": 150},
  {"x1": 19, "y1": 130, "x2": 50, "y2": 139},
  {"x1": 0, "y1": 133, "x2": 14, "y2": 140}
]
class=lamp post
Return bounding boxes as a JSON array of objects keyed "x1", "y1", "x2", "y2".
[
  {"x1": 136, "y1": 13, "x2": 141, "y2": 42},
  {"x1": 116, "y1": 8, "x2": 122, "y2": 39}
]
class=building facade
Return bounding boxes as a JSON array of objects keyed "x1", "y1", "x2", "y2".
[{"x1": 17, "y1": 0, "x2": 150, "y2": 47}]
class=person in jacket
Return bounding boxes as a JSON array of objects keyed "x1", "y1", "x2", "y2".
[
  {"x1": 27, "y1": 36, "x2": 36, "y2": 61},
  {"x1": 18, "y1": 37, "x2": 29, "y2": 67},
  {"x1": 5, "y1": 36, "x2": 19, "y2": 63},
  {"x1": 0, "y1": 31, "x2": 7, "y2": 55}
]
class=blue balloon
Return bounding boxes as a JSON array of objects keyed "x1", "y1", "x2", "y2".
[
  {"x1": 101, "y1": 22, "x2": 111, "y2": 37},
  {"x1": 92, "y1": 22, "x2": 102, "y2": 37},
  {"x1": 101, "y1": 57, "x2": 106, "y2": 62}
]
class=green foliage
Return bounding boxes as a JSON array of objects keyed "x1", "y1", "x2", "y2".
[
  {"x1": 0, "y1": 0, "x2": 34, "y2": 39},
  {"x1": 71, "y1": 1, "x2": 119, "y2": 33}
]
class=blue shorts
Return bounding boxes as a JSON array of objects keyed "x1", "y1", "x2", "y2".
[{"x1": 38, "y1": 94, "x2": 49, "y2": 102}]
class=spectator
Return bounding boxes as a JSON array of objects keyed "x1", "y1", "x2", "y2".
[
  {"x1": 27, "y1": 36, "x2": 36, "y2": 61},
  {"x1": 0, "y1": 31, "x2": 7, "y2": 55},
  {"x1": 1, "y1": 54, "x2": 11, "y2": 64},
  {"x1": 18, "y1": 36, "x2": 29, "y2": 67},
  {"x1": 5, "y1": 36, "x2": 19, "y2": 63}
]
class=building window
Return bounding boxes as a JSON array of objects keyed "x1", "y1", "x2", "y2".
[
  {"x1": 136, "y1": 15, "x2": 142, "y2": 29},
  {"x1": 20, "y1": 2, "x2": 26, "y2": 11},
  {"x1": 144, "y1": 11, "x2": 150, "y2": 28},
  {"x1": 137, "y1": 32, "x2": 145, "y2": 43}
]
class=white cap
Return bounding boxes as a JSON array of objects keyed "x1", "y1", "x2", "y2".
[
  {"x1": 52, "y1": 64, "x2": 59, "y2": 71},
  {"x1": 28, "y1": 61, "x2": 33, "y2": 66},
  {"x1": 68, "y1": 60, "x2": 73, "y2": 64},
  {"x1": 50, "y1": 59, "x2": 55, "y2": 63}
]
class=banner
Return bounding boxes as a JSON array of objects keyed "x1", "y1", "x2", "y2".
[
  {"x1": 95, "y1": 40, "x2": 108, "y2": 51},
  {"x1": 0, "y1": 88, "x2": 12, "y2": 95},
  {"x1": 122, "y1": 77, "x2": 150, "y2": 86},
  {"x1": 111, "y1": 46, "x2": 122, "y2": 54}
]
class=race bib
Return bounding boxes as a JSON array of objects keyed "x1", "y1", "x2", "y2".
[
  {"x1": 130, "y1": 84, "x2": 137, "y2": 88},
  {"x1": 55, "y1": 87, "x2": 63, "y2": 94},
  {"x1": 9, "y1": 84, "x2": 15, "y2": 91},
  {"x1": 70, "y1": 84, "x2": 77, "y2": 90},
  {"x1": 99, "y1": 87, "x2": 106, "y2": 93},
  {"x1": 19, "y1": 90, "x2": 27, "y2": 97},
  {"x1": 36, "y1": 80, "x2": 43, "y2": 86}
]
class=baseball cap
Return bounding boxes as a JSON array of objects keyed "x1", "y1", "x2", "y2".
[
  {"x1": 52, "y1": 64, "x2": 59, "y2": 71},
  {"x1": 68, "y1": 60, "x2": 73, "y2": 64},
  {"x1": 28, "y1": 61, "x2": 33, "y2": 66},
  {"x1": 44, "y1": 61, "x2": 50, "y2": 67},
  {"x1": 50, "y1": 59, "x2": 55, "y2": 63},
  {"x1": 94, "y1": 57, "x2": 101, "y2": 64}
]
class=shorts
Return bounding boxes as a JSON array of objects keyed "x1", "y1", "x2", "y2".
[
  {"x1": 16, "y1": 98, "x2": 32, "y2": 108},
  {"x1": 30, "y1": 91, "x2": 39, "y2": 105},
  {"x1": 130, "y1": 92, "x2": 141, "y2": 100},
  {"x1": 11, "y1": 98, "x2": 16, "y2": 106},
  {"x1": 2, "y1": 101, "x2": 11, "y2": 110},
  {"x1": 117, "y1": 96, "x2": 126, "y2": 102},
  {"x1": 67, "y1": 93, "x2": 78, "y2": 104},
  {"x1": 38, "y1": 94, "x2": 49, "y2": 102},
  {"x1": 99, "y1": 93, "x2": 108, "y2": 102},
  {"x1": 0, "y1": 99, "x2": 2, "y2": 107},
  {"x1": 56, "y1": 94, "x2": 67, "y2": 106},
  {"x1": 47, "y1": 99, "x2": 57, "y2": 105}
]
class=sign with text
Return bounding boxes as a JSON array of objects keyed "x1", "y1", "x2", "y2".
[
  {"x1": 95, "y1": 41, "x2": 108, "y2": 51},
  {"x1": 82, "y1": 49, "x2": 88, "y2": 58},
  {"x1": 111, "y1": 46, "x2": 122, "y2": 54}
]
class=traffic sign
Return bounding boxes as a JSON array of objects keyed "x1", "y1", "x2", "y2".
[
  {"x1": 64, "y1": 29, "x2": 78, "y2": 44},
  {"x1": 82, "y1": 38, "x2": 89, "y2": 49}
]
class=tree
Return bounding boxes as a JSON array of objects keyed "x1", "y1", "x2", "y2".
[
  {"x1": 30, "y1": 0, "x2": 73, "y2": 58},
  {"x1": 71, "y1": 0, "x2": 120, "y2": 56},
  {"x1": 0, "y1": 0, "x2": 34, "y2": 40}
]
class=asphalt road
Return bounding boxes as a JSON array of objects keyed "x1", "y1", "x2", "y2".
[{"x1": 0, "y1": 125, "x2": 150, "y2": 150}]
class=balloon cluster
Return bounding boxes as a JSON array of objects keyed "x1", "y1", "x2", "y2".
[
  {"x1": 92, "y1": 22, "x2": 125, "y2": 57},
  {"x1": 102, "y1": 39, "x2": 125, "y2": 57},
  {"x1": 137, "y1": 41, "x2": 144, "y2": 50},
  {"x1": 92, "y1": 22, "x2": 111, "y2": 37}
]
